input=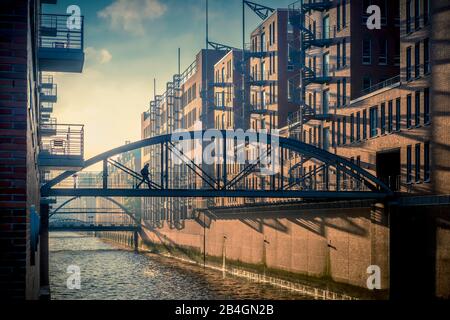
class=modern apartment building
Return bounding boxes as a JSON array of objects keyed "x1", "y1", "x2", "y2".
[
  {"x1": 0, "y1": 0, "x2": 85, "y2": 299},
  {"x1": 141, "y1": 49, "x2": 226, "y2": 223}
]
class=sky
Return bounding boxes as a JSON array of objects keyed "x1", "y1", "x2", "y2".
[{"x1": 43, "y1": 0, "x2": 294, "y2": 169}]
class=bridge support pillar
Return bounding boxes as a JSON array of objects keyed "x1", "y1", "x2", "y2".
[
  {"x1": 39, "y1": 203, "x2": 50, "y2": 300},
  {"x1": 133, "y1": 230, "x2": 139, "y2": 253}
]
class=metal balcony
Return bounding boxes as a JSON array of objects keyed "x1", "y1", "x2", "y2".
[
  {"x1": 210, "y1": 79, "x2": 233, "y2": 88},
  {"x1": 288, "y1": 104, "x2": 333, "y2": 129},
  {"x1": 304, "y1": 65, "x2": 332, "y2": 85},
  {"x1": 302, "y1": 26, "x2": 333, "y2": 49},
  {"x1": 211, "y1": 94, "x2": 233, "y2": 111},
  {"x1": 249, "y1": 72, "x2": 277, "y2": 87},
  {"x1": 250, "y1": 96, "x2": 278, "y2": 115},
  {"x1": 40, "y1": 82, "x2": 57, "y2": 103},
  {"x1": 244, "y1": 43, "x2": 271, "y2": 59},
  {"x1": 40, "y1": 102, "x2": 53, "y2": 114},
  {"x1": 40, "y1": 118, "x2": 57, "y2": 136},
  {"x1": 39, "y1": 14, "x2": 85, "y2": 73},
  {"x1": 38, "y1": 124, "x2": 84, "y2": 170}
]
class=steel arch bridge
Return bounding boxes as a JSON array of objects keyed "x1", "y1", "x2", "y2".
[
  {"x1": 48, "y1": 217, "x2": 138, "y2": 232},
  {"x1": 41, "y1": 131, "x2": 393, "y2": 200}
]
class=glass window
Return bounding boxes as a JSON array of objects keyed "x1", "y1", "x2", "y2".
[
  {"x1": 406, "y1": 46, "x2": 412, "y2": 80},
  {"x1": 424, "y1": 142, "x2": 430, "y2": 181},
  {"x1": 337, "y1": 43, "x2": 341, "y2": 69},
  {"x1": 363, "y1": 38, "x2": 371, "y2": 64},
  {"x1": 337, "y1": 0, "x2": 341, "y2": 30},
  {"x1": 406, "y1": 0, "x2": 412, "y2": 33},
  {"x1": 407, "y1": 145, "x2": 412, "y2": 183},
  {"x1": 350, "y1": 113, "x2": 354, "y2": 143},
  {"x1": 407, "y1": 94, "x2": 412, "y2": 128},
  {"x1": 363, "y1": 109, "x2": 367, "y2": 140},
  {"x1": 415, "y1": 91, "x2": 421, "y2": 126},
  {"x1": 370, "y1": 106, "x2": 378, "y2": 138},
  {"x1": 424, "y1": 38, "x2": 430, "y2": 74},
  {"x1": 342, "y1": 39, "x2": 347, "y2": 66},
  {"x1": 423, "y1": 0, "x2": 430, "y2": 25},
  {"x1": 323, "y1": 53, "x2": 330, "y2": 76},
  {"x1": 323, "y1": 16, "x2": 330, "y2": 39},
  {"x1": 424, "y1": 88, "x2": 430, "y2": 124},
  {"x1": 388, "y1": 100, "x2": 393, "y2": 133},
  {"x1": 380, "y1": 103, "x2": 386, "y2": 134},
  {"x1": 337, "y1": 118, "x2": 341, "y2": 145},
  {"x1": 342, "y1": 78, "x2": 347, "y2": 106},
  {"x1": 356, "y1": 112, "x2": 361, "y2": 141},
  {"x1": 343, "y1": 117, "x2": 347, "y2": 144},
  {"x1": 415, "y1": 143, "x2": 421, "y2": 182},
  {"x1": 337, "y1": 80, "x2": 341, "y2": 107},
  {"x1": 415, "y1": 42, "x2": 420, "y2": 78},
  {"x1": 414, "y1": 0, "x2": 420, "y2": 30},
  {"x1": 323, "y1": 90, "x2": 329, "y2": 114},
  {"x1": 395, "y1": 98, "x2": 401, "y2": 131},
  {"x1": 342, "y1": 0, "x2": 346, "y2": 27}
]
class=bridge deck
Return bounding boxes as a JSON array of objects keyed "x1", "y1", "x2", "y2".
[{"x1": 43, "y1": 188, "x2": 389, "y2": 199}]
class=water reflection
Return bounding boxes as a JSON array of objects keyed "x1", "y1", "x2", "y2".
[{"x1": 49, "y1": 233, "x2": 308, "y2": 300}]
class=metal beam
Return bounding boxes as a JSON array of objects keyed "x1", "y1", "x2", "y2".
[
  {"x1": 44, "y1": 188, "x2": 389, "y2": 199},
  {"x1": 41, "y1": 131, "x2": 393, "y2": 197},
  {"x1": 208, "y1": 41, "x2": 237, "y2": 51},
  {"x1": 244, "y1": 1, "x2": 275, "y2": 20}
]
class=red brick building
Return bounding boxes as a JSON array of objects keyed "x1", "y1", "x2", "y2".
[{"x1": 0, "y1": 0, "x2": 85, "y2": 299}]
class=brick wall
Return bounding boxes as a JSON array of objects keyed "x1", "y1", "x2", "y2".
[
  {"x1": 141, "y1": 202, "x2": 390, "y2": 290},
  {"x1": 0, "y1": 0, "x2": 40, "y2": 299}
]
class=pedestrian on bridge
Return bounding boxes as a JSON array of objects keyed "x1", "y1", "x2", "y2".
[{"x1": 137, "y1": 163, "x2": 152, "y2": 189}]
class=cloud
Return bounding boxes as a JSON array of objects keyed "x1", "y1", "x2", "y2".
[
  {"x1": 98, "y1": 0, "x2": 167, "y2": 35},
  {"x1": 85, "y1": 47, "x2": 113, "y2": 65}
]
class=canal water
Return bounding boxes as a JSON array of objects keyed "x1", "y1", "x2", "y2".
[{"x1": 49, "y1": 233, "x2": 308, "y2": 300}]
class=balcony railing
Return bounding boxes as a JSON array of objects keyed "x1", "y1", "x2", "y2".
[
  {"x1": 39, "y1": 14, "x2": 85, "y2": 72},
  {"x1": 40, "y1": 102, "x2": 53, "y2": 114},
  {"x1": 40, "y1": 83, "x2": 57, "y2": 103},
  {"x1": 39, "y1": 124, "x2": 84, "y2": 159},
  {"x1": 360, "y1": 75, "x2": 400, "y2": 97},
  {"x1": 249, "y1": 72, "x2": 276, "y2": 86}
]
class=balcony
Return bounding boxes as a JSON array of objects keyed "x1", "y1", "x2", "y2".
[
  {"x1": 210, "y1": 78, "x2": 233, "y2": 88},
  {"x1": 244, "y1": 43, "x2": 272, "y2": 59},
  {"x1": 211, "y1": 94, "x2": 233, "y2": 111},
  {"x1": 39, "y1": 14, "x2": 85, "y2": 73},
  {"x1": 39, "y1": 76, "x2": 57, "y2": 103},
  {"x1": 38, "y1": 124, "x2": 84, "y2": 170},
  {"x1": 249, "y1": 72, "x2": 277, "y2": 87},
  {"x1": 288, "y1": 104, "x2": 333, "y2": 128},
  {"x1": 360, "y1": 75, "x2": 401, "y2": 97},
  {"x1": 40, "y1": 102, "x2": 53, "y2": 114},
  {"x1": 250, "y1": 97, "x2": 277, "y2": 115},
  {"x1": 40, "y1": 118, "x2": 57, "y2": 136},
  {"x1": 304, "y1": 65, "x2": 332, "y2": 85}
]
